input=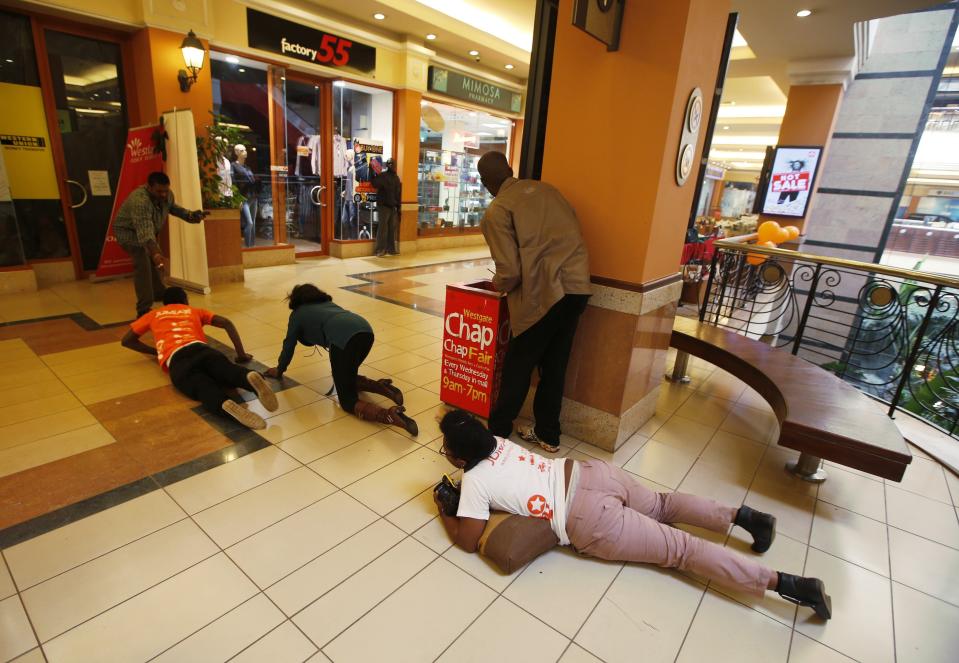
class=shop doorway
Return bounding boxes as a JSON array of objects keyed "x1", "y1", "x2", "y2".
[
  {"x1": 284, "y1": 76, "x2": 328, "y2": 255},
  {"x1": 41, "y1": 28, "x2": 128, "y2": 273}
]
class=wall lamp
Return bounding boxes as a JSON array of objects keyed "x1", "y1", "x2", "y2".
[{"x1": 177, "y1": 30, "x2": 206, "y2": 92}]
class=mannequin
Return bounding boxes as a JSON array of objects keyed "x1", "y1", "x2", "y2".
[
  {"x1": 340, "y1": 148, "x2": 357, "y2": 238},
  {"x1": 232, "y1": 144, "x2": 257, "y2": 248}
]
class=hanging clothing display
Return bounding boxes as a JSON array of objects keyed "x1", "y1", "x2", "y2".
[
  {"x1": 217, "y1": 156, "x2": 233, "y2": 198},
  {"x1": 294, "y1": 134, "x2": 323, "y2": 177},
  {"x1": 332, "y1": 134, "x2": 348, "y2": 177}
]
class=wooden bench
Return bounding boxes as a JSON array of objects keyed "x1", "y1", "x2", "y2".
[{"x1": 670, "y1": 316, "x2": 912, "y2": 482}]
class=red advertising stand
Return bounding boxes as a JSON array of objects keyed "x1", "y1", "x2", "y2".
[{"x1": 441, "y1": 281, "x2": 510, "y2": 418}]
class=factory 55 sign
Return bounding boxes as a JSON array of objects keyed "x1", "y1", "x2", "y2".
[{"x1": 246, "y1": 9, "x2": 376, "y2": 74}]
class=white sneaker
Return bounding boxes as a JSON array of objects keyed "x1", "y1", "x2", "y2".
[
  {"x1": 247, "y1": 371, "x2": 278, "y2": 412},
  {"x1": 222, "y1": 400, "x2": 267, "y2": 430},
  {"x1": 519, "y1": 426, "x2": 559, "y2": 453}
]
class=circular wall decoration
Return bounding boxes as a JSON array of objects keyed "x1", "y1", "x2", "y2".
[{"x1": 676, "y1": 87, "x2": 704, "y2": 186}]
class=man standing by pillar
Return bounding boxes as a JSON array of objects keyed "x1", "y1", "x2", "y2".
[
  {"x1": 372, "y1": 158, "x2": 401, "y2": 256},
  {"x1": 478, "y1": 151, "x2": 591, "y2": 453},
  {"x1": 113, "y1": 171, "x2": 207, "y2": 318}
]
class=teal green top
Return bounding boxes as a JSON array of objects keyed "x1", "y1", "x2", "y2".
[{"x1": 276, "y1": 302, "x2": 373, "y2": 373}]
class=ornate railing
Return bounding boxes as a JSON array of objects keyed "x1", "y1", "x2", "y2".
[{"x1": 697, "y1": 236, "x2": 959, "y2": 437}]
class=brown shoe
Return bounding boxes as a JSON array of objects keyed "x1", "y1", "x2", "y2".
[
  {"x1": 247, "y1": 371, "x2": 278, "y2": 412},
  {"x1": 353, "y1": 400, "x2": 418, "y2": 436},
  {"x1": 356, "y1": 374, "x2": 404, "y2": 405},
  {"x1": 222, "y1": 400, "x2": 267, "y2": 430}
]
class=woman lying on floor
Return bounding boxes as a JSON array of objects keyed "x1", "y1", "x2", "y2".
[
  {"x1": 433, "y1": 410, "x2": 831, "y2": 619},
  {"x1": 265, "y1": 284, "x2": 418, "y2": 436}
]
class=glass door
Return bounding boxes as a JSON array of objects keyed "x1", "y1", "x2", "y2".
[
  {"x1": 284, "y1": 77, "x2": 326, "y2": 255},
  {"x1": 43, "y1": 29, "x2": 127, "y2": 272}
]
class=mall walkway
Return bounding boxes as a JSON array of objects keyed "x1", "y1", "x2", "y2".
[{"x1": 0, "y1": 247, "x2": 957, "y2": 663}]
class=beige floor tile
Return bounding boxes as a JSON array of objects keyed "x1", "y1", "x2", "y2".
[
  {"x1": 886, "y1": 485, "x2": 959, "y2": 549},
  {"x1": 656, "y1": 383, "x2": 695, "y2": 416},
  {"x1": 6, "y1": 490, "x2": 186, "y2": 589},
  {"x1": 412, "y1": 516, "x2": 454, "y2": 554},
  {"x1": 41, "y1": 553, "x2": 257, "y2": 663},
  {"x1": 232, "y1": 621, "x2": 318, "y2": 662},
  {"x1": 0, "y1": 423, "x2": 115, "y2": 478},
  {"x1": 697, "y1": 371, "x2": 748, "y2": 402},
  {"x1": 945, "y1": 469, "x2": 959, "y2": 505},
  {"x1": 293, "y1": 537, "x2": 437, "y2": 647},
  {"x1": 283, "y1": 362, "x2": 334, "y2": 385},
  {"x1": 745, "y1": 477, "x2": 817, "y2": 543},
  {"x1": 279, "y1": 415, "x2": 384, "y2": 464},
  {"x1": 623, "y1": 439, "x2": 698, "y2": 489},
  {"x1": 889, "y1": 527, "x2": 959, "y2": 606},
  {"x1": 678, "y1": 458, "x2": 753, "y2": 507},
  {"x1": 389, "y1": 486, "x2": 448, "y2": 536},
  {"x1": 0, "y1": 556, "x2": 15, "y2": 599},
  {"x1": 245, "y1": 385, "x2": 321, "y2": 419},
  {"x1": 638, "y1": 413, "x2": 669, "y2": 438},
  {"x1": 720, "y1": 402, "x2": 779, "y2": 444},
  {"x1": 824, "y1": 460, "x2": 883, "y2": 482},
  {"x1": 892, "y1": 456, "x2": 952, "y2": 504},
  {"x1": 678, "y1": 590, "x2": 791, "y2": 663},
  {"x1": 442, "y1": 543, "x2": 520, "y2": 594},
  {"x1": 574, "y1": 564, "x2": 703, "y2": 663},
  {"x1": 754, "y1": 448, "x2": 817, "y2": 499},
  {"x1": 559, "y1": 644, "x2": 603, "y2": 663},
  {"x1": 9, "y1": 648, "x2": 46, "y2": 663},
  {"x1": 0, "y1": 366, "x2": 57, "y2": 391},
  {"x1": 73, "y1": 372, "x2": 171, "y2": 405},
  {"x1": 393, "y1": 387, "x2": 441, "y2": 416},
  {"x1": 153, "y1": 594, "x2": 285, "y2": 662},
  {"x1": 504, "y1": 547, "x2": 622, "y2": 638},
  {"x1": 892, "y1": 581, "x2": 959, "y2": 663},
  {"x1": 422, "y1": 378, "x2": 441, "y2": 394},
  {"x1": 438, "y1": 597, "x2": 569, "y2": 663},
  {"x1": 166, "y1": 446, "x2": 302, "y2": 514},
  {"x1": 309, "y1": 429, "x2": 419, "y2": 487},
  {"x1": 651, "y1": 415, "x2": 716, "y2": 456},
  {"x1": 796, "y1": 548, "x2": 894, "y2": 663},
  {"x1": 361, "y1": 342, "x2": 406, "y2": 364},
  {"x1": 0, "y1": 596, "x2": 36, "y2": 662},
  {"x1": 391, "y1": 361, "x2": 441, "y2": 388},
  {"x1": 2, "y1": 380, "x2": 71, "y2": 408},
  {"x1": 260, "y1": 399, "x2": 347, "y2": 443},
  {"x1": 574, "y1": 431, "x2": 648, "y2": 467},
  {"x1": 698, "y1": 429, "x2": 766, "y2": 473},
  {"x1": 267, "y1": 519, "x2": 406, "y2": 616},
  {"x1": 227, "y1": 491, "x2": 378, "y2": 589},
  {"x1": 368, "y1": 352, "x2": 431, "y2": 375},
  {"x1": 817, "y1": 465, "x2": 887, "y2": 522},
  {"x1": 810, "y1": 502, "x2": 889, "y2": 577},
  {"x1": 738, "y1": 386, "x2": 773, "y2": 413},
  {"x1": 0, "y1": 392, "x2": 82, "y2": 428},
  {"x1": 389, "y1": 333, "x2": 437, "y2": 352},
  {"x1": 22, "y1": 519, "x2": 218, "y2": 642},
  {"x1": 718, "y1": 529, "x2": 805, "y2": 625},
  {"x1": 674, "y1": 392, "x2": 736, "y2": 428},
  {"x1": 194, "y1": 467, "x2": 336, "y2": 548},
  {"x1": 345, "y1": 447, "x2": 449, "y2": 516},
  {"x1": 323, "y1": 557, "x2": 496, "y2": 663},
  {"x1": 411, "y1": 341, "x2": 443, "y2": 361},
  {"x1": 788, "y1": 633, "x2": 856, "y2": 663}
]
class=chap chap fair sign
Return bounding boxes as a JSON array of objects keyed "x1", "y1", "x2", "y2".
[{"x1": 441, "y1": 282, "x2": 510, "y2": 418}]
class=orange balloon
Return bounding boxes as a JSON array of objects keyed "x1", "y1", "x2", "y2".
[
  {"x1": 746, "y1": 252, "x2": 765, "y2": 266},
  {"x1": 776, "y1": 227, "x2": 790, "y2": 243},
  {"x1": 760, "y1": 240, "x2": 778, "y2": 249},
  {"x1": 757, "y1": 221, "x2": 782, "y2": 244},
  {"x1": 785, "y1": 225, "x2": 800, "y2": 240}
]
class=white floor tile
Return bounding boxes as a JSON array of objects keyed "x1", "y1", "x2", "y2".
[
  {"x1": 886, "y1": 485, "x2": 959, "y2": 549},
  {"x1": 442, "y1": 543, "x2": 520, "y2": 593},
  {"x1": 650, "y1": 415, "x2": 717, "y2": 456},
  {"x1": 323, "y1": 558, "x2": 495, "y2": 663},
  {"x1": 810, "y1": 502, "x2": 889, "y2": 577},
  {"x1": 227, "y1": 491, "x2": 378, "y2": 589},
  {"x1": 575, "y1": 565, "x2": 704, "y2": 663},
  {"x1": 245, "y1": 385, "x2": 321, "y2": 419},
  {"x1": 719, "y1": 403, "x2": 779, "y2": 444},
  {"x1": 504, "y1": 548, "x2": 622, "y2": 638},
  {"x1": 889, "y1": 526, "x2": 959, "y2": 606},
  {"x1": 166, "y1": 446, "x2": 302, "y2": 514},
  {"x1": 194, "y1": 467, "x2": 336, "y2": 548},
  {"x1": 309, "y1": 429, "x2": 419, "y2": 487},
  {"x1": 5, "y1": 490, "x2": 186, "y2": 589},
  {"x1": 294, "y1": 538, "x2": 437, "y2": 647},
  {"x1": 41, "y1": 554, "x2": 257, "y2": 663},
  {"x1": 745, "y1": 477, "x2": 817, "y2": 543},
  {"x1": 344, "y1": 447, "x2": 448, "y2": 515},
  {"x1": 558, "y1": 644, "x2": 604, "y2": 663},
  {"x1": 279, "y1": 415, "x2": 384, "y2": 464},
  {"x1": 0, "y1": 556, "x2": 15, "y2": 600},
  {"x1": 231, "y1": 621, "x2": 318, "y2": 663},
  {"x1": 438, "y1": 597, "x2": 568, "y2": 663},
  {"x1": 260, "y1": 400, "x2": 347, "y2": 444},
  {"x1": 388, "y1": 486, "x2": 446, "y2": 535},
  {"x1": 623, "y1": 440, "x2": 698, "y2": 490},
  {"x1": 788, "y1": 633, "x2": 856, "y2": 662},
  {"x1": 677, "y1": 590, "x2": 792, "y2": 663},
  {"x1": 574, "y1": 431, "x2": 648, "y2": 467},
  {"x1": 674, "y1": 392, "x2": 736, "y2": 428},
  {"x1": 0, "y1": 596, "x2": 36, "y2": 662},
  {"x1": 892, "y1": 456, "x2": 952, "y2": 505},
  {"x1": 9, "y1": 648, "x2": 46, "y2": 663},
  {"x1": 892, "y1": 581, "x2": 959, "y2": 663},
  {"x1": 817, "y1": 465, "x2": 887, "y2": 522},
  {"x1": 153, "y1": 594, "x2": 285, "y2": 662}
]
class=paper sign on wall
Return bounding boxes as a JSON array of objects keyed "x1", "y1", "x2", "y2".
[{"x1": 88, "y1": 170, "x2": 111, "y2": 196}]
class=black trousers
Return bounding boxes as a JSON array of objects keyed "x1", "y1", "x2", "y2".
[
  {"x1": 169, "y1": 344, "x2": 252, "y2": 415},
  {"x1": 329, "y1": 332, "x2": 374, "y2": 413},
  {"x1": 489, "y1": 294, "x2": 589, "y2": 445}
]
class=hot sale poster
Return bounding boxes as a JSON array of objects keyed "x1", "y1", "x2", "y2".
[{"x1": 761, "y1": 146, "x2": 822, "y2": 218}]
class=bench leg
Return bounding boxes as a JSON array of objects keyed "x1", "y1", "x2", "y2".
[
  {"x1": 785, "y1": 453, "x2": 828, "y2": 483},
  {"x1": 666, "y1": 351, "x2": 692, "y2": 384}
]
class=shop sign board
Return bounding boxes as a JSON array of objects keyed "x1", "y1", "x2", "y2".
[
  {"x1": 441, "y1": 281, "x2": 510, "y2": 418},
  {"x1": 246, "y1": 8, "x2": 376, "y2": 75},
  {"x1": 572, "y1": 0, "x2": 626, "y2": 52},
  {"x1": 428, "y1": 67, "x2": 522, "y2": 114},
  {"x1": 760, "y1": 146, "x2": 823, "y2": 218}
]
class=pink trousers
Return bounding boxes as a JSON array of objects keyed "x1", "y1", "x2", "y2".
[{"x1": 566, "y1": 460, "x2": 776, "y2": 597}]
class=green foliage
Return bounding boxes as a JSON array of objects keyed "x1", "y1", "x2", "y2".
[{"x1": 195, "y1": 112, "x2": 247, "y2": 209}]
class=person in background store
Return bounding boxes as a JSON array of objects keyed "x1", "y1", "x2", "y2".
[
  {"x1": 476, "y1": 151, "x2": 591, "y2": 453},
  {"x1": 264, "y1": 283, "x2": 419, "y2": 436},
  {"x1": 371, "y1": 157, "x2": 402, "y2": 257},
  {"x1": 113, "y1": 171, "x2": 207, "y2": 319},
  {"x1": 121, "y1": 286, "x2": 278, "y2": 430},
  {"x1": 232, "y1": 144, "x2": 257, "y2": 248}
]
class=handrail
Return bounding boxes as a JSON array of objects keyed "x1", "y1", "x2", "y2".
[{"x1": 714, "y1": 233, "x2": 959, "y2": 289}]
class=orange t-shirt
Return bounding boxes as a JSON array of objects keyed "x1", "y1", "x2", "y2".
[{"x1": 130, "y1": 305, "x2": 215, "y2": 370}]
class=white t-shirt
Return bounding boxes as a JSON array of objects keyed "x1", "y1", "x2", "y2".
[{"x1": 456, "y1": 437, "x2": 571, "y2": 545}]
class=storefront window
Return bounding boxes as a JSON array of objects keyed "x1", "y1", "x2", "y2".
[
  {"x1": 417, "y1": 101, "x2": 512, "y2": 235},
  {"x1": 283, "y1": 78, "x2": 323, "y2": 253},
  {"x1": 332, "y1": 81, "x2": 393, "y2": 240},
  {"x1": 211, "y1": 52, "x2": 278, "y2": 248}
]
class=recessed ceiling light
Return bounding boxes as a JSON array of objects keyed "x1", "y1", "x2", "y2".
[
  {"x1": 729, "y1": 101, "x2": 736, "y2": 106},
  {"x1": 226, "y1": 55, "x2": 239, "y2": 64},
  {"x1": 723, "y1": 125, "x2": 730, "y2": 130},
  {"x1": 468, "y1": 50, "x2": 480, "y2": 56},
  {"x1": 333, "y1": 80, "x2": 346, "y2": 87},
  {"x1": 504, "y1": 64, "x2": 514, "y2": 70},
  {"x1": 4, "y1": 58, "x2": 12, "y2": 63},
  {"x1": 373, "y1": 12, "x2": 386, "y2": 20},
  {"x1": 426, "y1": 34, "x2": 436, "y2": 40},
  {"x1": 796, "y1": 9, "x2": 812, "y2": 17},
  {"x1": 238, "y1": 67, "x2": 246, "y2": 73}
]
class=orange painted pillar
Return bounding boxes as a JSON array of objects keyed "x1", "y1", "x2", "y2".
[
  {"x1": 536, "y1": 0, "x2": 730, "y2": 450},
  {"x1": 395, "y1": 89, "x2": 422, "y2": 252},
  {"x1": 760, "y1": 84, "x2": 844, "y2": 235}
]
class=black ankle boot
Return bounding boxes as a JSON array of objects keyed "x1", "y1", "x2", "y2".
[
  {"x1": 735, "y1": 505, "x2": 776, "y2": 553},
  {"x1": 777, "y1": 573, "x2": 832, "y2": 620}
]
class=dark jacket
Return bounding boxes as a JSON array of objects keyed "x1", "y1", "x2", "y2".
[{"x1": 371, "y1": 170, "x2": 402, "y2": 209}]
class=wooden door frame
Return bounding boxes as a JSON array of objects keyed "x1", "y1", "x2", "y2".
[{"x1": 29, "y1": 14, "x2": 137, "y2": 279}]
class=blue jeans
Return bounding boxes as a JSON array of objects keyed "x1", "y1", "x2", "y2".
[{"x1": 240, "y1": 198, "x2": 257, "y2": 247}]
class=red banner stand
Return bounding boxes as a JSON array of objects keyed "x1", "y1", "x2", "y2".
[{"x1": 440, "y1": 280, "x2": 510, "y2": 418}]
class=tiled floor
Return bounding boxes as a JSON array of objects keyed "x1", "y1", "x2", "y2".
[{"x1": 1, "y1": 246, "x2": 958, "y2": 662}]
